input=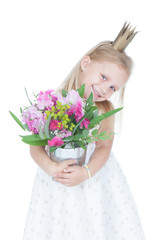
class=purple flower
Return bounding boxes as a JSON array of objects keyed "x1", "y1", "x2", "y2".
[{"x1": 21, "y1": 105, "x2": 46, "y2": 133}]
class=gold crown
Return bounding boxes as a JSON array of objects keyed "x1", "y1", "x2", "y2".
[{"x1": 111, "y1": 21, "x2": 138, "y2": 52}]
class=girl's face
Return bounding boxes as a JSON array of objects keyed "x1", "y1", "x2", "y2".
[{"x1": 79, "y1": 56, "x2": 129, "y2": 102}]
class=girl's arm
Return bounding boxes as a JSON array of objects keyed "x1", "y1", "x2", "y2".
[
  {"x1": 30, "y1": 145, "x2": 58, "y2": 176},
  {"x1": 87, "y1": 114, "x2": 115, "y2": 178},
  {"x1": 87, "y1": 136, "x2": 114, "y2": 177}
]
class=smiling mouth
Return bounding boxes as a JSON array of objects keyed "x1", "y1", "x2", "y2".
[{"x1": 92, "y1": 85, "x2": 101, "y2": 97}]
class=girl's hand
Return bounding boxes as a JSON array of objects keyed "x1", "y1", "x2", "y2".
[
  {"x1": 56, "y1": 159, "x2": 77, "y2": 171},
  {"x1": 54, "y1": 165, "x2": 89, "y2": 186}
]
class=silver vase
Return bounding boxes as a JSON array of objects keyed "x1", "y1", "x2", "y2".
[{"x1": 49, "y1": 142, "x2": 87, "y2": 181}]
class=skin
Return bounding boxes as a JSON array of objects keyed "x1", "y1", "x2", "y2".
[{"x1": 54, "y1": 56, "x2": 129, "y2": 186}]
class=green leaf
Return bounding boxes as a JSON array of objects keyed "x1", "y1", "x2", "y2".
[
  {"x1": 86, "y1": 91, "x2": 93, "y2": 106},
  {"x1": 86, "y1": 139, "x2": 93, "y2": 143},
  {"x1": 62, "y1": 89, "x2": 68, "y2": 97},
  {"x1": 74, "y1": 141, "x2": 87, "y2": 150},
  {"x1": 92, "y1": 137, "x2": 99, "y2": 141},
  {"x1": 64, "y1": 134, "x2": 85, "y2": 141},
  {"x1": 23, "y1": 123, "x2": 30, "y2": 131},
  {"x1": 91, "y1": 106, "x2": 98, "y2": 111},
  {"x1": 91, "y1": 129, "x2": 98, "y2": 136},
  {"x1": 39, "y1": 123, "x2": 45, "y2": 139},
  {"x1": 82, "y1": 129, "x2": 89, "y2": 135},
  {"x1": 97, "y1": 131, "x2": 108, "y2": 136},
  {"x1": 88, "y1": 107, "x2": 123, "y2": 128},
  {"x1": 24, "y1": 87, "x2": 32, "y2": 105},
  {"x1": 44, "y1": 114, "x2": 51, "y2": 139},
  {"x1": 97, "y1": 135, "x2": 111, "y2": 140},
  {"x1": 20, "y1": 133, "x2": 49, "y2": 145},
  {"x1": 32, "y1": 91, "x2": 38, "y2": 99},
  {"x1": 86, "y1": 108, "x2": 93, "y2": 120},
  {"x1": 19, "y1": 134, "x2": 41, "y2": 141},
  {"x1": 9, "y1": 111, "x2": 26, "y2": 131},
  {"x1": 21, "y1": 138, "x2": 48, "y2": 146},
  {"x1": 76, "y1": 83, "x2": 85, "y2": 98},
  {"x1": 93, "y1": 108, "x2": 98, "y2": 118}
]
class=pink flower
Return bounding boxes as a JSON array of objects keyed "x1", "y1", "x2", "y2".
[
  {"x1": 57, "y1": 94, "x2": 68, "y2": 105},
  {"x1": 67, "y1": 101, "x2": 84, "y2": 123},
  {"x1": 21, "y1": 105, "x2": 46, "y2": 133},
  {"x1": 48, "y1": 136, "x2": 64, "y2": 147},
  {"x1": 74, "y1": 101, "x2": 84, "y2": 121},
  {"x1": 65, "y1": 89, "x2": 83, "y2": 106},
  {"x1": 37, "y1": 89, "x2": 57, "y2": 110},
  {"x1": 80, "y1": 118, "x2": 91, "y2": 129},
  {"x1": 49, "y1": 119, "x2": 63, "y2": 130}
]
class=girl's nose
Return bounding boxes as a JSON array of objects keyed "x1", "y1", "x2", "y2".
[{"x1": 100, "y1": 87, "x2": 112, "y2": 100}]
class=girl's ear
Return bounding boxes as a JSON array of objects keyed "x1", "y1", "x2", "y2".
[{"x1": 81, "y1": 56, "x2": 91, "y2": 70}]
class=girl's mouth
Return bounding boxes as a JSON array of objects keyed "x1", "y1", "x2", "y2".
[{"x1": 92, "y1": 85, "x2": 101, "y2": 97}]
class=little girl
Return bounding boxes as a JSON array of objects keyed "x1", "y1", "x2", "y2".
[{"x1": 23, "y1": 22, "x2": 146, "y2": 239}]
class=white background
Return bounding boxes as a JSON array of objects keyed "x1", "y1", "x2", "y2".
[{"x1": 0, "y1": 0, "x2": 159, "y2": 239}]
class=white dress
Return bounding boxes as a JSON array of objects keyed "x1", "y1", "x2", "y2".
[{"x1": 23, "y1": 126, "x2": 146, "y2": 240}]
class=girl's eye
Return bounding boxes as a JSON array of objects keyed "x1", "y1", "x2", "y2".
[
  {"x1": 101, "y1": 74, "x2": 107, "y2": 81},
  {"x1": 110, "y1": 86, "x2": 115, "y2": 91}
]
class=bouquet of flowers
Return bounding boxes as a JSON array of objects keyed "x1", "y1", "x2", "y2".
[{"x1": 9, "y1": 84, "x2": 123, "y2": 153}]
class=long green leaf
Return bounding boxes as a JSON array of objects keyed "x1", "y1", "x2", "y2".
[
  {"x1": 9, "y1": 111, "x2": 26, "y2": 131},
  {"x1": 22, "y1": 123, "x2": 30, "y2": 131},
  {"x1": 19, "y1": 134, "x2": 42, "y2": 141},
  {"x1": 76, "y1": 83, "x2": 85, "y2": 98},
  {"x1": 39, "y1": 123, "x2": 45, "y2": 139},
  {"x1": 24, "y1": 87, "x2": 32, "y2": 105},
  {"x1": 93, "y1": 108, "x2": 98, "y2": 118},
  {"x1": 21, "y1": 138, "x2": 48, "y2": 146},
  {"x1": 88, "y1": 107, "x2": 123, "y2": 128},
  {"x1": 86, "y1": 91, "x2": 93, "y2": 106},
  {"x1": 44, "y1": 114, "x2": 51, "y2": 139}
]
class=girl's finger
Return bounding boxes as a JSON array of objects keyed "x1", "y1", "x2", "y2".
[
  {"x1": 63, "y1": 167, "x2": 75, "y2": 172},
  {"x1": 55, "y1": 177, "x2": 71, "y2": 185},
  {"x1": 55, "y1": 173, "x2": 69, "y2": 178},
  {"x1": 67, "y1": 159, "x2": 77, "y2": 166}
]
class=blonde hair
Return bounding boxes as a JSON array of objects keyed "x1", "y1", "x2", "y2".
[{"x1": 55, "y1": 40, "x2": 133, "y2": 135}]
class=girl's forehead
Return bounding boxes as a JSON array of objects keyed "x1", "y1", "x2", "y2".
[{"x1": 93, "y1": 60, "x2": 123, "y2": 72}]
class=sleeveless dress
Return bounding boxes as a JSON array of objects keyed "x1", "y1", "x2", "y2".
[{"x1": 22, "y1": 125, "x2": 146, "y2": 240}]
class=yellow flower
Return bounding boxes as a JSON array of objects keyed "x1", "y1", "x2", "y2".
[
  {"x1": 65, "y1": 104, "x2": 70, "y2": 109},
  {"x1": 54, "y1": 114, "x2": 58, "y2": 119},
  {"x1": 51, "y1": 106, "x2": 55, "y2": 111},
  {"x1": 45, "y1": 110, "x2": 51, "y2": 119}
]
